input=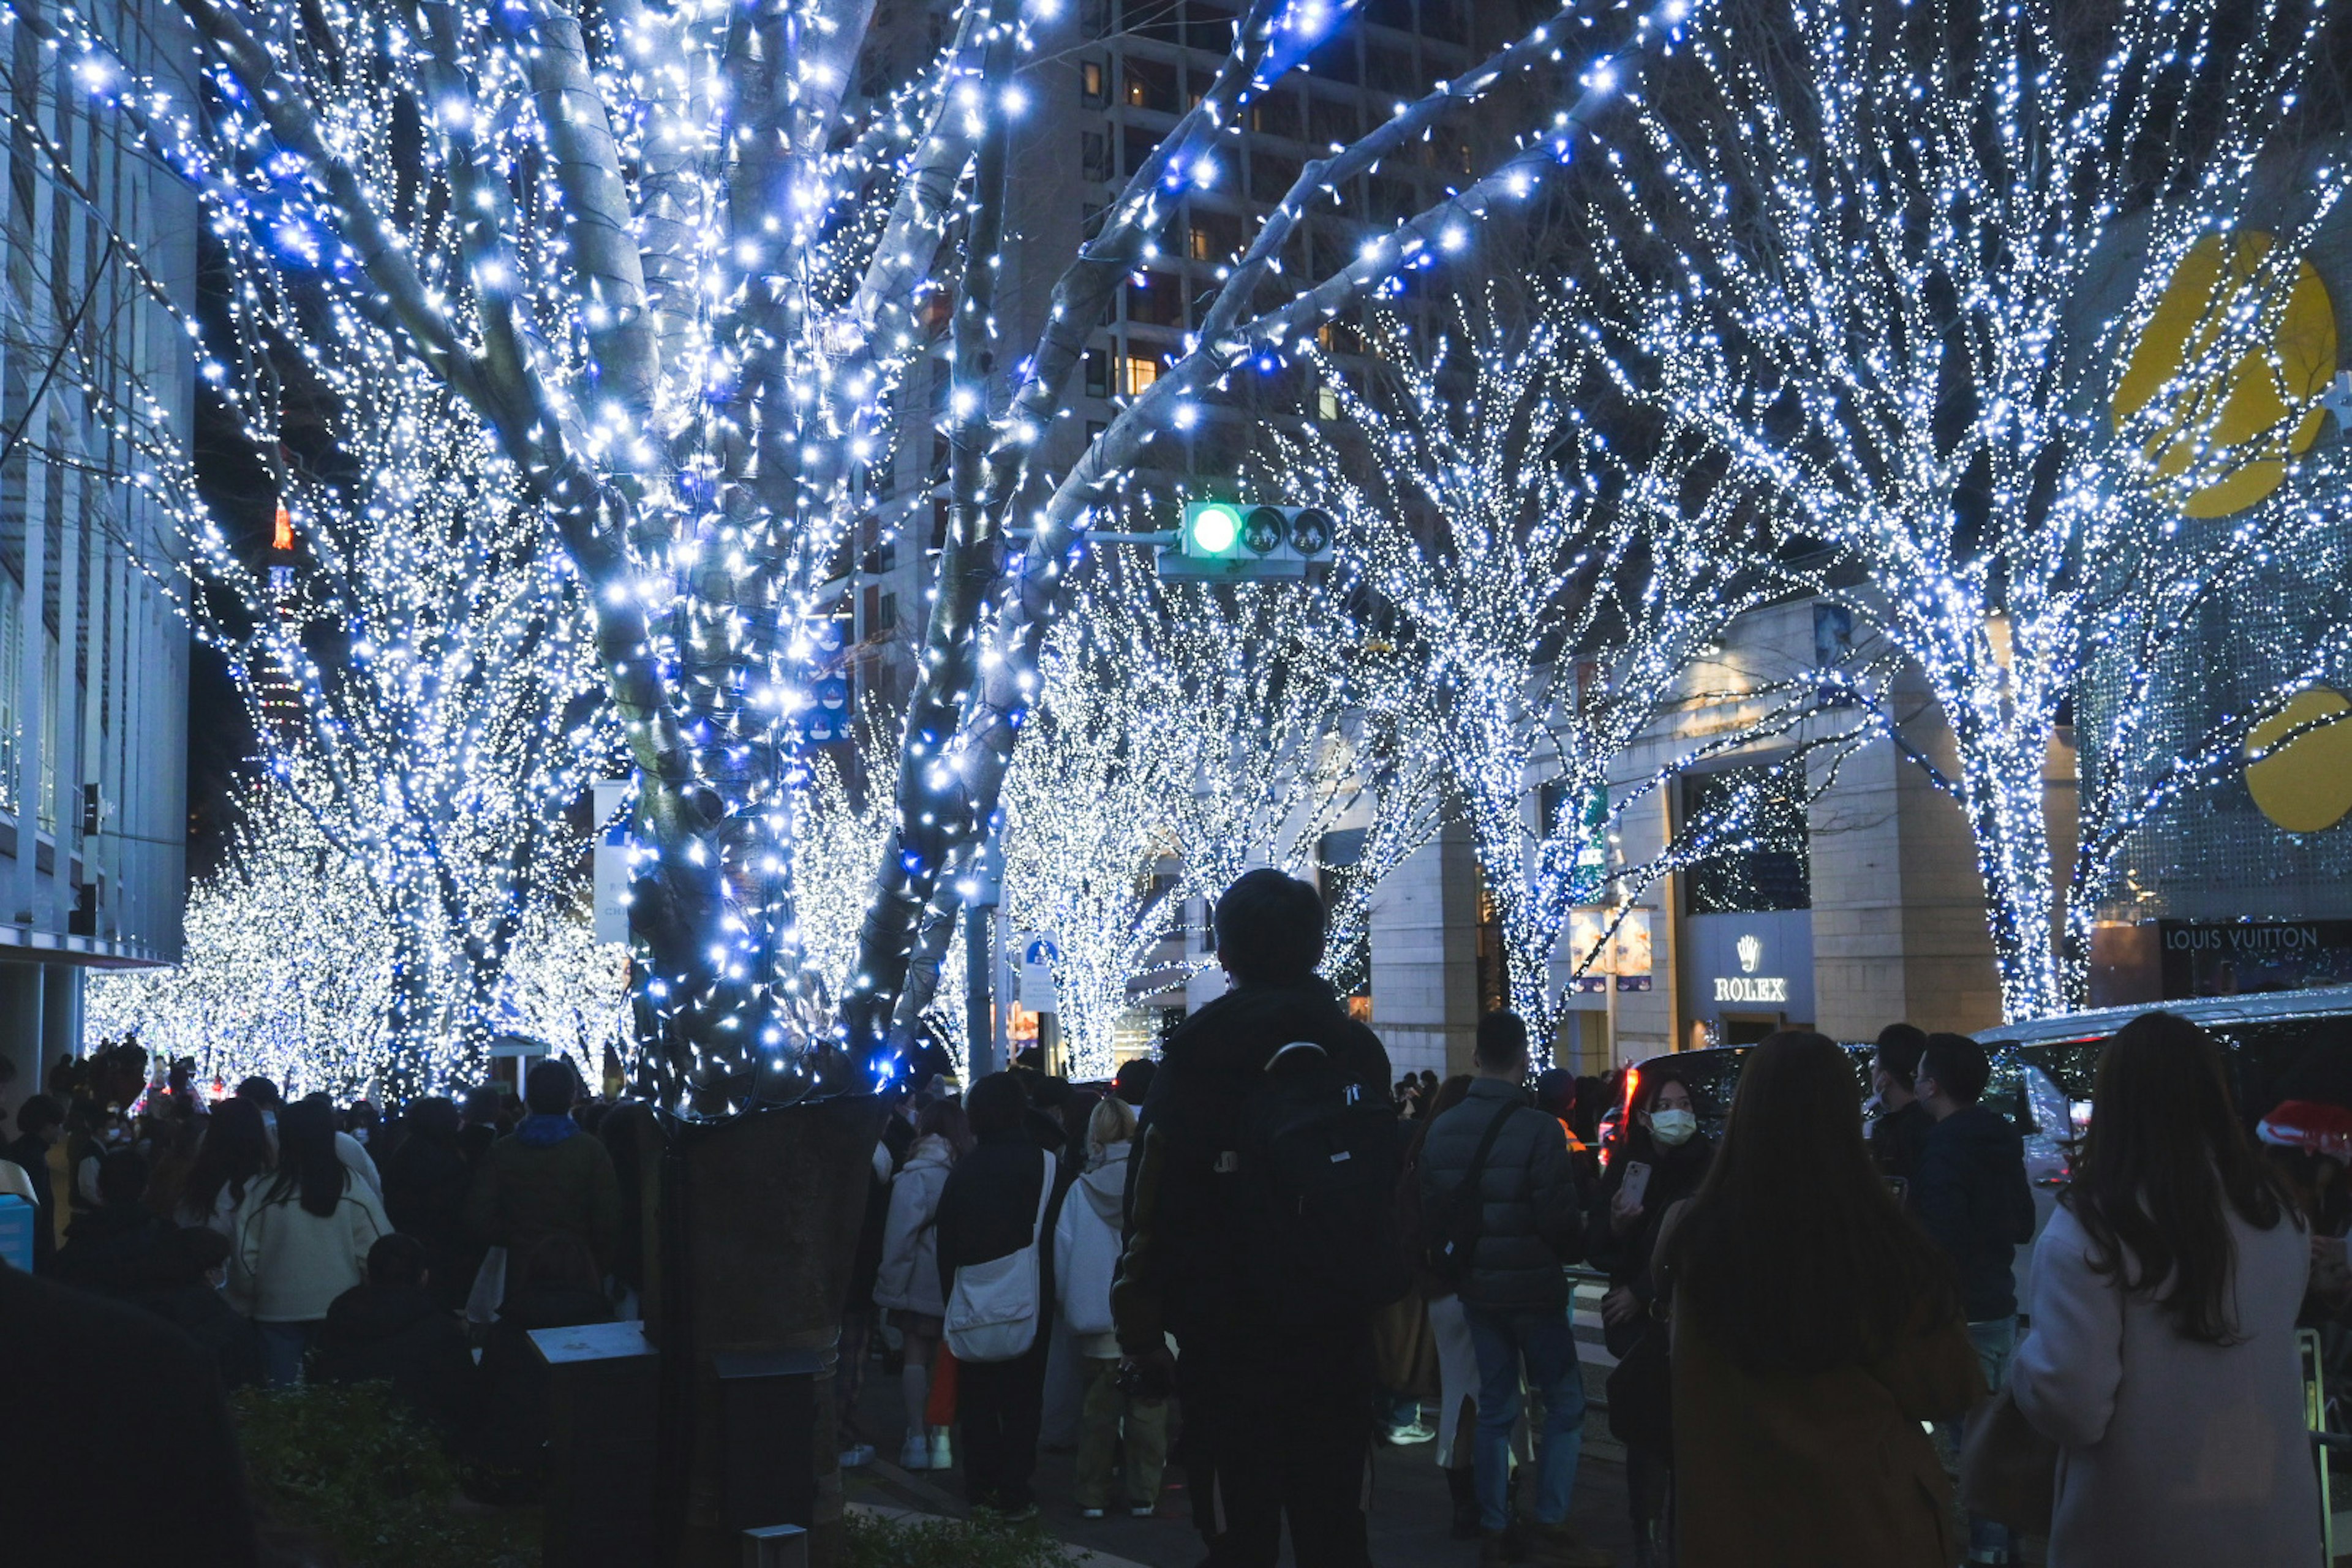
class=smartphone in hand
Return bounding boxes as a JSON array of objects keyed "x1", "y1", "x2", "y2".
[{"x1": 1618, "y1": 1160, "x2": 1653, "y2": 1210}]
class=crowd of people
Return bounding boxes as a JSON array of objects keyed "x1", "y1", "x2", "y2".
[
  {"x1": 0, "y1": 1042, "x2": 639, "y2": 1537},
  {"x1": 840, "y1": 869, "x2": 2335, "y2": 1568},
  {"x1": 3, "y1": 866, "x2": 2342, "y2": 1568}
]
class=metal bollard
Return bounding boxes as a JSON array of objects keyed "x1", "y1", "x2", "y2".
[{"x1": 739, "y1": 1523, "x2": 809, "y2": 1568}]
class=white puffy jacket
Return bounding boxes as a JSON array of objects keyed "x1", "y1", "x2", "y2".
[
  {"x1": 1054, "y1": 1142, "x2": 1130, "y2": 1347},
  {"x1": 873, "y1": 1135, "x2": 954, "y2": 1317}
]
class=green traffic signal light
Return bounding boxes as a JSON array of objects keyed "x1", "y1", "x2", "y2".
[{"x1": 1189, "y1": 502, "x2": 1242, "y2": 556}]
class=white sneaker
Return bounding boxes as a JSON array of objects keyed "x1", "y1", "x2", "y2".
[
  {"x1": 929, "y1": 1430, "x2": 953, "y2": 1471},
  {"x1": 1079, "y1": 1507, "x2": 1107, "y2": 1520},
  {"x1": 898, "y1": 1433, "x2": 930, "y2": 1471},
  {"x1": 1129, "y1": 1502, "x2": 1158, "y2": 1518},
  {"x1": 840, "y1": 1442, "x2": 875, "y2": 1469}
]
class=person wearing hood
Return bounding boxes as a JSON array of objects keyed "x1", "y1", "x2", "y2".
[
  {"x1": 465, "y1": 1060, "x2": 620, "y2": 1306},
  {"x1": 53, "y1": 1148, "x2": 177, "y2": 1297},
  {"x1": 1058, "y1": 1094, "x2": 1167, "y2": 1519},
  {"x1": 316, "y1": 1233, "x2": 475, "y2": 1430},
  {"x1": 1912, "y1": 1033, "x2": 2036, "y2": 1568},
  {"x1": 875, "y1": 1097, "x2": 969, "y2": 1472}
]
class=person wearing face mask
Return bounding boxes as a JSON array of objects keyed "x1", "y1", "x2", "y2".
[{"x1": 1589, "y1": 1065, "x2": 1711, "y2": 1568}]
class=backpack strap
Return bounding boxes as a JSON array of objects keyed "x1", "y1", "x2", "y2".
[{"x1": 1454, "y1": 1099, "x2": 1520, "y2": 1207}]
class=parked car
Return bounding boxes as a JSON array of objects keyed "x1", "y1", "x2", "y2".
[
  {"x1": 1609, "y1": 1038, "x2": 2068, "y2": 1305},
  {"x1": 1974, "y1": 983, "x2": 2352, "y2": 1128}
]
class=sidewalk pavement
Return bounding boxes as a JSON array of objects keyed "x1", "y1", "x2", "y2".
[{"x1": 844, "y1": 1289, "x2": 1639, "y2": 1566}]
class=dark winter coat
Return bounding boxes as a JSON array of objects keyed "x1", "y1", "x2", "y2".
[
  {"x1": 1418, "y1": 1077, "x2": 1583, "y2": 1313},
  {"x1": 1870, "y1": 1100, "x2": 1934, "y2": 1188},
  {"x1": 0, "y1": 1266, "x2": 263, "y2": 1567},
  {"x1": 464, "y1": 1120, "x2": 622, "y2": 1286},
  {"x1": 317, "y1": 1281, "x2": 477, "y2": 1430},
  {"x1": 935, "y1": 1125, "x2": 1069, "y2": 1302},
  {"x1": 1586, "y1": 1131, "x2": 1713, "y2": 1354},
  {"x1": 383, "y1": 1133, "x2": 478, "y2": 1309},
  {"x1": 1912, "y1": 1103, "x2": 2037, "y2": 1322},
  {"x1": 4, "y1": 1131, "x2": 56, "y2": 1272},
  {"x1": 53, "y1": 1204, "x2": 178, "y2": 1295},
  {"x1": 138, "y1": 1279, "x2": 263, "y2": 1392},
  {"x1": 1112, "y1": 974, "x2": 1393, "y2": 1352}
]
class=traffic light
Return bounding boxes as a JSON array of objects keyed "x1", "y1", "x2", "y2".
[{"x1": 1161, "y1": 500, "x2": 1337, "y2": 580}]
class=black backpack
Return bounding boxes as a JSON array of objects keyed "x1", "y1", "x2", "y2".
[{"x1": 1224, "y1": 1039, "x2": 1411, "y2": 1326}]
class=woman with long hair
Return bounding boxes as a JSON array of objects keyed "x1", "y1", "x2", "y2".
[
  {"x1": 1590, "y1": 1063, "x2": 1712, "y2": 1568},
  {"x1": 2010, "y1": 1012, "x2": 2317, "y2": 1566},
  {"x1": 1662, "y1": 1031, "x2": 1981, "y2": 1566},
  {"x1": 232, "y1": 1096, "x2": 390, "y2": 1385},
  {"x1": 178, "y1": 1097, "x2": 273, "y2": 1237},
  {"x1": 874, "y1": 1097, "x2": 971, "y2": 1472}
]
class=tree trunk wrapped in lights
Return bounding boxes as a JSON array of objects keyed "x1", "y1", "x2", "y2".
[{"x1": 1558, "y1": 0, "x2": 2352, "y2": 1017}]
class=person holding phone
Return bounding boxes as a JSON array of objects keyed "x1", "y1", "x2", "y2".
[{"x1": 1588, "y1": 1065, "x2": 1712, "y2": 1568}]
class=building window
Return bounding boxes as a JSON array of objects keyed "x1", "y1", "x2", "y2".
[
  {"x1": 1186, "y1": 4, "x2": 1236, "y2": 51},
  {"x1": 1123, "y1": 353, "x2": 1159, "y2": 398},
  {"x1": 1249, "y1": 151, "x2": 1302, "y2": 202},
  {"x1": 1366, "y1": 45, "x2": 1417, "y2": 95},
  {"x1": 1082, "y1": 130, "x2": 1111, "y2": 183},
  {"x1": 1125, "y1": 270, "x2": 1185, "y2": 327},
  {"x1": 1308, "y1": 94, "x2": 1361, "y2": 146},
  {"x1": 1123, "y1": 56, "x2": 1180, "y2": 113},
  {"x1": 1080, "y1": 59, "x2": 1106, "y2": 107},
  {"x1": 1188, "y1": 209, "x2": 1242, "y2": 262},
  {"x1": 1123, "y1": 123, "x2": 1159, "y2": 178},
  {"x1": 1083, "y1": 348, "x2": 1110, "y2": 399},
  {"x1": 1682, "y1": 764, "x2": 1812, "y2": 915},
  {"x1": 1250, "y1": 93, "x2": 1302, "y2": 140}
]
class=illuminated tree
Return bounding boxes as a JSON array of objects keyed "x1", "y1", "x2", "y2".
[
  {"x1": 86, "y1": 766, "x2": 392, "y2": 1100},
  {"x1": 24, "y1": 0, "x2": 1686, "y2": 1109},
  {"x1": 1565, "y1": 0, "x2": 2352, "y2": 1016},
  {"x1": 1293, "y1": 296, "x2": 1855, "y2": 1044},
  {"x1": 997, "y1": 632, "x2": 1194, "y2": 1080}
]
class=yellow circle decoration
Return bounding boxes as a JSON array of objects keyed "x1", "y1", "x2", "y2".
[
  {"x1": 2113, "y1": 233, "x2": 2337, "y2": 519},
  {"x1": 2245, "y1": 687, "x2": 2352, "y2": 833}
]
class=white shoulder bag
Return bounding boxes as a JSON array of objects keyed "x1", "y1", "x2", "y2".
[{"x1": 945, "y1": 1148, "x2": 1054, "y2": 1363}]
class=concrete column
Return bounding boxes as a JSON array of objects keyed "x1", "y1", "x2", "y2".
[
  {"x1": 1366, "y1": 819, "x2": 1483, "y2": 1078},
  {"x1": 0, "y1": 962, "x2": 42, "y2": 1126},
  {"x1": 41, "y1": 964, "x2": 79, "y2": 1068}
]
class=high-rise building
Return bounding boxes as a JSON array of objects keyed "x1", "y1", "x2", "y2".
[
  {"x1": 0, "y1": 1, "x2": 198, "y2": 1105},
  {"x1": 839, "y1": 0, "x2": 1489, "y2": 714}
]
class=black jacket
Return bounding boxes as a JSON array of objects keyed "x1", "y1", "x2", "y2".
[
  {"x1": 1871, "y1": 1100, "x2": 1934, "y2": 1188},
  {"x1": 1114, "y1": 975, "x2": 1393, "y2": 1349},
  {"x1": 935, "y1": 1125, "x2": 1069, "y2": 1303},
  {"x1": 1419, "y1": 1079, "x2": 1582, "y2": 1312},
  {"x1": 0, "y1": 1267, "x2": 263, "y2": 1566},
  {"x1": 52, "y1": 1204, "x2": 178, "y2": 1295},
  {"x1": 1912, "y1": 1103, "x2": 2037, "y2": 1322},
  {"x1": 1586, "y1": 1129, "x2": 1713, "y2": 1351},
  {"x1": 138, "y1": 1280, "x2": 264, "y2": 1392},
  {"x1": 317, "y1": 1281, "x2": 477, "y2": 1430},
  {"x1": 4, "y1": 1131, "x2": 56, "y2": 1272}
]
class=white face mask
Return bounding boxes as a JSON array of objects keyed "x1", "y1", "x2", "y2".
[{"x1": 1648, "y1": 1107, "x2": 1698, "y2": 1148}]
